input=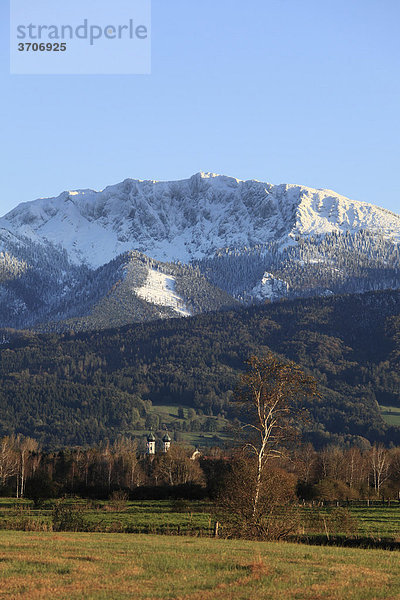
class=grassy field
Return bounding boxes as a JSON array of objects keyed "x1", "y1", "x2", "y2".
[
  {"x1": 380, "y1": 405, "x2": 400, "y2": 426},
  {"x1": 130, "y1": 403, "x2": 233, "y2": 447},
  {"x1": 0, "y1": 499, "x2": 400, "y2": 540},
  {"x1": 0, "y1": 531, "x2": 399, "y2": 599},
  {"x1": 343, "y1": 505, "x2": 400, "y2": 538},
  {"x1": 302, "y1": 505, "x2": 400, "y2": 540},
  {"x1": 0, "y1": 499, "x2": 212, "y2": 534}
]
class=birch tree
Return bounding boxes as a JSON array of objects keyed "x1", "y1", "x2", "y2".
[
  {"x1": 15, "y1": 435, "x2": 38, "y2": 498},
  {"x1": 370, "y1": 444, "x2": 390, "y2": 495},
  {"x1": 0, "y1": 436, "x2": 18, "y2": 488},
  {"x1": 235, "y1": 354, "x2": 318, "y2": 522}
]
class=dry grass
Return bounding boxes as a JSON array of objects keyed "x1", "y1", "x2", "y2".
[{"x1": 0, "y1": 531, "x2": 399, "y2": 599}]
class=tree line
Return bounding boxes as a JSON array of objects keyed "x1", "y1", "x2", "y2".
[{"x1": 1, "y1": 434, "x2": 399, "y2": 505}]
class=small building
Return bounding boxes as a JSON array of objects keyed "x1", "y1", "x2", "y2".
[
  {"x1": 162, "y1": 433, "x2": 171, "y2": 453},
  {"x1": 190, "y1": 448, "x2": 201, "y2": 461},
  {"x1": 146, "y1": 432, "x2": 156, "y2": 455}
]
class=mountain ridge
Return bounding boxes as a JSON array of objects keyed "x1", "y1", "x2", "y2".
[
  {"x1": 2, "y1": 172, "x2": 399, "y2": 268},
  {"x1": 0, "y1": 172, "x2": 399, "y2": 331}
]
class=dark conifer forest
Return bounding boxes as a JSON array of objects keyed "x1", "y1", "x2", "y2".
[{"x1": 1, "y1": 289, "x2": 400, "y2": 448}]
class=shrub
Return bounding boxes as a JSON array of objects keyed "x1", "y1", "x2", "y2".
[
  {"x1": 52, "y1": 500, "x2": 85, "y2": 531},
  {"x1": 25, "y1": 472, "x2": 57, "y2": 508},
  {"x1": 314, "y1": 478, "x2": 355, "y2": 501},
  {"x1": 216, "y1": 458, "x2": 299, "y2": 540},
  {"x1": 329, "y1": 507, "x2": 358, "y2": 536},
  {"x1": 171, "y1": 498, "x2": 190, "y2": 513},
  {"x1": 107, "y1": 490, "x2": 128, "y2": 511}
]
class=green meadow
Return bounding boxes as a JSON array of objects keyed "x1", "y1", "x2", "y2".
[
  {"x1": 0, "y1": 531, "x2": 399, "y2": 600},
  {"x1": 0, "y1": 499, "x2": 210, "y2": 534},
  {"x1": 380, "y1": 405, "x2": 400, "y2": 427},
  {"x1": 0, "y1": 499, "x2": 400, "y2": 540}
]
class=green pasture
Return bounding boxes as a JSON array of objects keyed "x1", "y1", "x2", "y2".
[
  {"x1": 380, "y1": 405, "x2": 400, "y2": 426},
  {"x1": 0, "y1": 499, "x2": 211, "y2": 534},
  {"x1": 129, "y1": 402, "x2": 233, "y2": 447},
  {"x1": 0, "y1": 531, "x2": 399, "y2": 599},
  {"x1": 0, "y1": 499, "x2": 399, "y2": 541}
]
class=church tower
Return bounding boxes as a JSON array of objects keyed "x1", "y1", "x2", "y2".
[
  {"x1": 162, "y1": 432, "x2": 171, "y2": 453},
  {"x1": 146, "y1": 432, "x2": 156, "y2": 455}
]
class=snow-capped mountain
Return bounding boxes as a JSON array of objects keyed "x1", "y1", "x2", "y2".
[
  {"x1": 1, "y1": 172, "x2": 400, "y2": 331},
  {"x1": 2, "y1": 172, "x2": 399, "y2": 268}
]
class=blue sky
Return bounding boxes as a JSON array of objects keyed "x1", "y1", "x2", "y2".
[{"x1": 1, "y1": 0, "x2": 399, "y2": 216}]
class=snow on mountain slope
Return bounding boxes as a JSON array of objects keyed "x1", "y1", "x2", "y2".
[
  {"x1": 294, "y1": 186, "x2": 400, "y2": 239},
  {"x1": 251, "y1": 272, "x2": 289, "y2": 301},
  {"x1": 1, "y1": 173, "x2": 399, "y2": 268},
  {"x1": 135, "y1": 268, "x2": 191, "y2": 316}
]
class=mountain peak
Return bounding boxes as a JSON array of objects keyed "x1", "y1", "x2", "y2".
[
  {"x1": 1, "y1": 173, "x2": 400, "y2": 332},
  {"x1": 0, "y1": 174, "x2": 399, "y2": 268}
]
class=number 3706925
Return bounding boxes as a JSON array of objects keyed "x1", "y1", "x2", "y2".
[{"x1": 18, "y1": 43, "x2": 67, "y2": 52}]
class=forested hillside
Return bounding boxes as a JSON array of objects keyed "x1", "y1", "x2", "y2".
[
  {"x1": 0, "y1": 289, "x2": 399, "y2": 448},
  {"x1": 0, "y1": 239, "x2": 237, "y2": 331},
  {"x1": 196, "y1": 230, "x2": 400, "y2": 300}
]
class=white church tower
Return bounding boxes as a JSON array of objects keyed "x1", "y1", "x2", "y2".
[
  {"x1": 146, "y1": 432, "x2": 156, "y2": 455},
  {"x1": 162, "y1": 433, "x2": 171, "y2": 453}
]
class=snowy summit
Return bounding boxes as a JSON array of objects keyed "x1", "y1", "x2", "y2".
[
  {"x1": 1, "y1": 172, "x2": 400, "y2": 332},
  {"x1": 1, "y1": 172, "x2": 399, "y2": 268}
]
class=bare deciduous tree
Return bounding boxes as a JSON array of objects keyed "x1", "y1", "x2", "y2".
[
  {"x1": 0, "y1": 436, "x2": 18, "y2": 487},
  {"x1": 154, "y1": 446, "x2": 205, "y2": 487},
  {"x1": 16, "y1": 435, "x2": 39, "y2": 498},
  {"x1": 370, "y1": 444, "x2": 390, "y2": 495},
  {"x1": 236, "y1": 354, "x2": 318, "y2": 520},
  {"x1": 292, "y1": 443, "x2": 318, "y2": 485}
]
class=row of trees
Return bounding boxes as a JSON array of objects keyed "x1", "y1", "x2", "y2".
[
  {"x1": 0, "y1": 436, "x2": 205, "y2": 500},
  {"x1": 0, "y1": 435, "x2": 38, "y2": 498},
  {"x1": 293, "y1": 442, "x2": 399, "y2": 498},
  {"x1": 1, "y1": 435, "x2": 398, "y2": 505}
]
